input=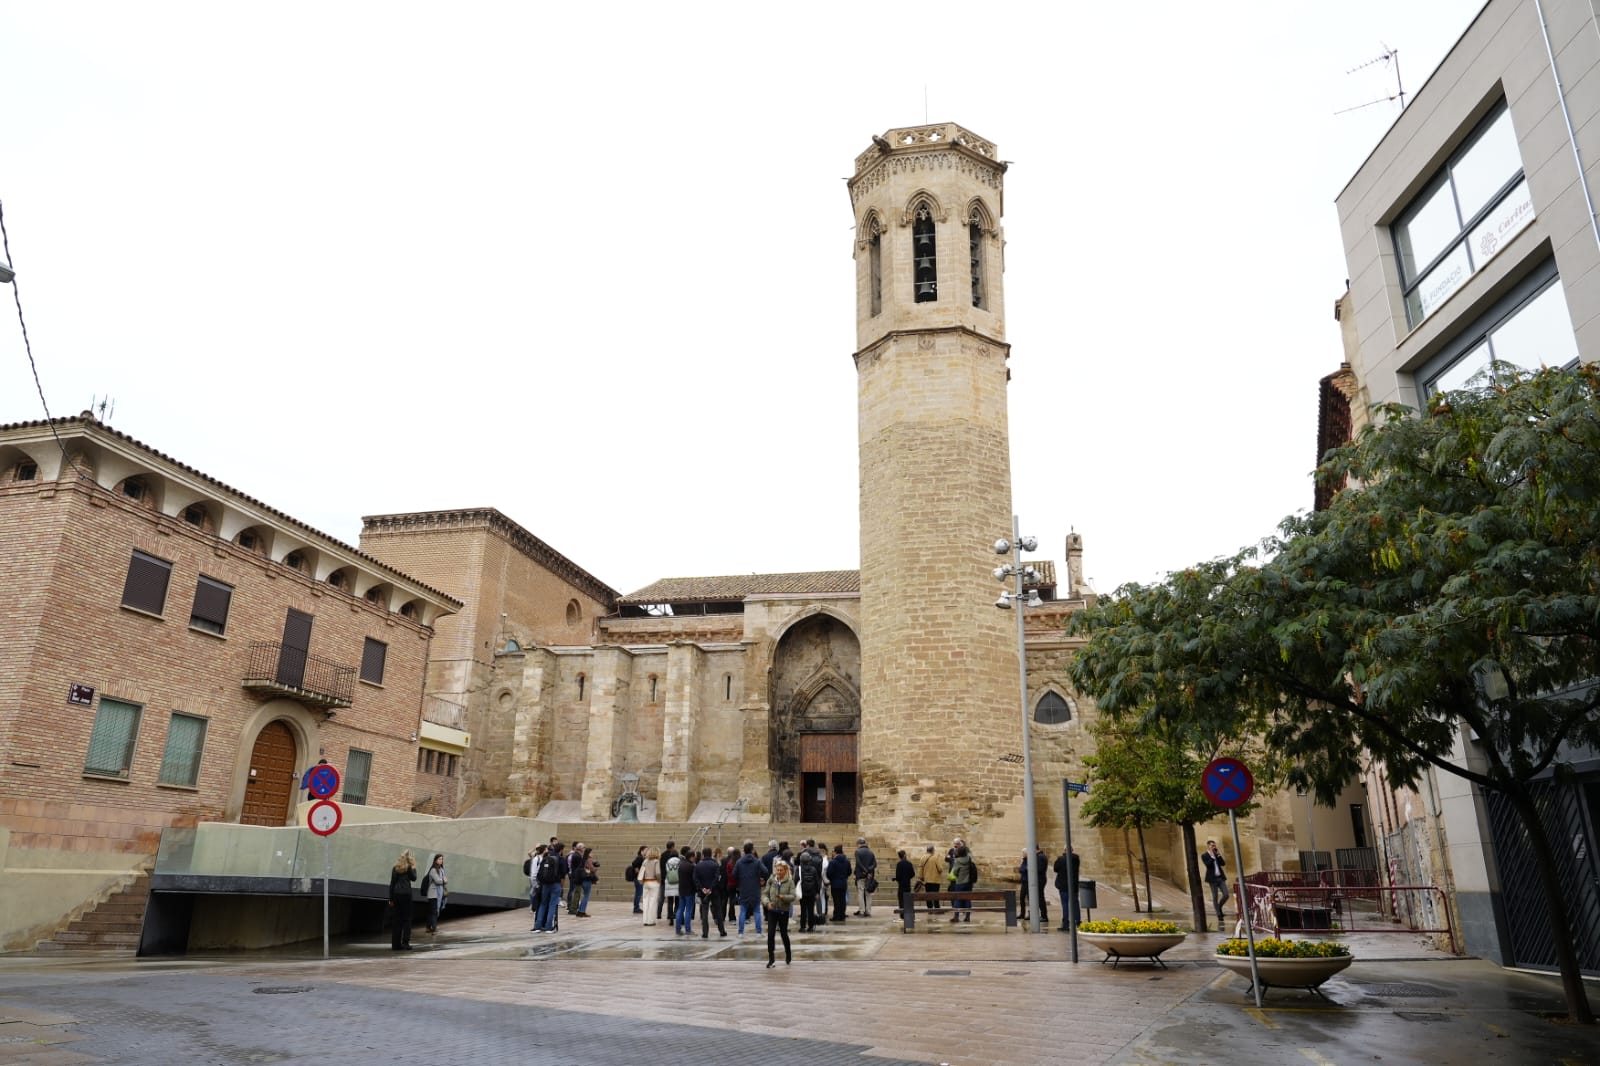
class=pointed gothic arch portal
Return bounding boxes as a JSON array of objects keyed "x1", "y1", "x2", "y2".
[{"x1": 771, "y1": 613, "x2": 861, "y2": 822}]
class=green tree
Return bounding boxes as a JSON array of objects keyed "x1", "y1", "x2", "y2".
[
  {"x1": 1069, "y1": 366, "x2": 1600, "y2": 1023},
  {"x1": 1081, "y1": 718, "x2": 1264, "y2": 931}
]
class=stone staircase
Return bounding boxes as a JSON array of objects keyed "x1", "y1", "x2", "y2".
[{"x1": 34, "y1": 870, "x2": 151, "y2": 953}]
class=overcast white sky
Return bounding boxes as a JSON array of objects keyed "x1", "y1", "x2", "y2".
[{"x1": 1, "y1": 2, "x2": 1486, "y2": 597}]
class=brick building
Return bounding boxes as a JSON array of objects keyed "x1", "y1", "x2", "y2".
[{"x1": 0, "y1": 413, "x2": 459, "y2": 949}]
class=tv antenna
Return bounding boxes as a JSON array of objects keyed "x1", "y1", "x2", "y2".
[
  {"x1": 91, "y1": 394, "x2": 115, "y2": 422},
  {"x1": 1335, "y1": 44, "x2": 1405, "y2": 116}
]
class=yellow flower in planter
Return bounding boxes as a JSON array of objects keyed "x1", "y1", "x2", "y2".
[
  {"x1": 1216, "y1": 937, "x2": 1350, "y2": 958},
  {"x1": 1077, "y1": 918, "x2": 1183, "y2": 935}
]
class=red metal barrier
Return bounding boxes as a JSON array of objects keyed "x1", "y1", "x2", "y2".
[{"x1": 1234, "y1": 875, "x2": 1456, "y2": 954}]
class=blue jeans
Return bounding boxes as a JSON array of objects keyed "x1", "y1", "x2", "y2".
[
  {"x1": 633, "y1": 878, "x2": 644, "y2": 912},
  {"x1": 674, "y1": 892, "x2": 696, "y2": 934},
  {"x1": 1058, "y1": 888, "x2": 1078, "y2": 927},
  {"x1": 577, "y1": 880, "x2": 593, "y2": 914},
  {"x1": 535, "y1": 883, "x2": 562, "y2": 930},
  {"x1": 738, "y1": 901, "x2": 763, "y2": 934},
  {"x1": 953, "y1": 881, "x2": 973, "y2": 911}
]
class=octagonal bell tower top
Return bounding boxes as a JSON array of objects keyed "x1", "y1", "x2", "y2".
[{"x1": 847, "y1": 123, "x2": 1007, "y2": 352}]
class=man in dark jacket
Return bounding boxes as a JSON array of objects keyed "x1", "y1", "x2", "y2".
[
  {"x1": 694, "y1": 847, "x2": 727, "y2": 938},
  {"x1": 734, "y1": 841, "x2": 766, "y2": 934},
  {"x1": 760, "y1": 840, "x2": 780, "y2": 878},
  {"x1": 1053, "y1": 849, "x2": 1081, "y2": 930},
  {"x1": 794, "y1": 841, "x2": 824, "y2": 932},
  {"x1": 827, "y1": 844, "x2": 852, "y2": 922},
  {"x1": 853, "y1": 837, "x2": 878, "y2": 917}
]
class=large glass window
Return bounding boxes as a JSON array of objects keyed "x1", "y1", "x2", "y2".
[
  {"x1": 158, "y1": 712, "x2": 208, "y2": 787},
  {"x1": 345, "y1": 748, "x2": 373, "y2": 805},
  {"x1": 1394, "y1": 106, "x2": 1531, "y2": 326},
  {"x1": 85, "y1": 697, "x2": 142, "y2": 778},
  {"x1": 1418, "y1": 262, "x2": 1579, "y2": 397}
]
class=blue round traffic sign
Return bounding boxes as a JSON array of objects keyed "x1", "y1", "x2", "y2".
[
  {"x1": 1202, "y1": 757, "x2": 1254, "y2": 809},
  {"x1": 306, "y1": 763, "x2": 341, "y2": 799}
]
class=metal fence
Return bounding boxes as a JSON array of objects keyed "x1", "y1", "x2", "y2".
[{"x1": 1238, "y1": 873, "x2": 1457, "y2": 954}]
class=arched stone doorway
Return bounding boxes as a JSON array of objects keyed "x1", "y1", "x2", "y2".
[
  {"x1": 241, "y1": 720, "x2": 298, "y2": 826},
  {"x1": 771, "y1": 613, "x2": 861, "y2": 822}
]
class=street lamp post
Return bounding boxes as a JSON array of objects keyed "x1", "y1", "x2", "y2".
[{"x1": 993, "y1": 516, "x2": 1043, "y2": 933}]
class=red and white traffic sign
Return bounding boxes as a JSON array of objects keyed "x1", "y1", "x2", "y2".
[{"x1": 307, "y1": 799, "x2": 343, "y2": 836}]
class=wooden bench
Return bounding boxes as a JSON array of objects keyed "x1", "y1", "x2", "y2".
[{"x1": 900, "y1": 890, "x2": 1017, "y2": 931}]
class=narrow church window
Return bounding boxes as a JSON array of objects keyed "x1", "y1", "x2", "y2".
[
  {"x1": 649, "y1": 676, "x2": 658, "y2": 702},
  {"x1": 913, "y1": 204, "x2": 937, "y2": 303},
  {"x1": 969, "y1": 214, "x2": 986, "y2": 309},
  {"x1": 868, "y1": 220, "x2": 883, "y2": 316},
  {"x1": 577, "y1": 674, "x2": 586, "y2": 701},
  {"x1": 725, "y1": 674, "x2": 733, "y2": 701}
]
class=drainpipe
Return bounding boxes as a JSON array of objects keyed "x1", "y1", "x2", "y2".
[{"x1": 1536, "y1": 0, "x2": 1600, "y2": 255}]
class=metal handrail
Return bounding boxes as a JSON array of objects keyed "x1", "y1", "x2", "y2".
[{"x1": 242, "y1": 641, "x2": 355, "y2": 706}]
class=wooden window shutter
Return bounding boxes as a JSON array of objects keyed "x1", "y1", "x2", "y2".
[
  {"x1": 189, "y1": 576, "x2": 233, "y2": 634},
  {"x1": 121, "y1": 551, "x2": 173, "y2": 614},
  {"x1": 360, "y1": 638, "x2": 387, "y2": 684}
]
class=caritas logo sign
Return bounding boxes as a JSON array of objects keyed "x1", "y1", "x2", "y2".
[{"x1": 1474, "y1": 181, "x2": 1534, "y2": 264}]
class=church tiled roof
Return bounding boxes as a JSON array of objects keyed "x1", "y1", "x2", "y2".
[{"x1": 619, "y1": 570, "x2": 860, "y2": 604}]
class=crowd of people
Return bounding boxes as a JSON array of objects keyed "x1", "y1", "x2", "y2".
[{"x1": 389, "y1": 835, "x2": 1091, "y2": 957}]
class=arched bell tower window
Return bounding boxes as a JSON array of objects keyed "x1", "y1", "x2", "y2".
[
  {"x1": 868, "y1": 219, "x2": 883, "y2": 317},
  {"x1": 969, "y1": 213, "x2": 986, "y2": 309},
  {"x1": 912, "y1": 203, "x2": 937, "y2": 303}
]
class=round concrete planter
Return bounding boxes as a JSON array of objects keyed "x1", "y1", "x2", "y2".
[
  {"x1": 1215, "y1": 952, "x2": 1352, "y2": 991},
  {"x1": 1079, "y1": 931, "x2": 1187, "y2": 966}
]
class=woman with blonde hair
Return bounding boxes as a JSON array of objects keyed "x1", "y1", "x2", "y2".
[
  {"x1": 762, "y1": 858, "x2": 797, "y2": 968},
  {"x1": 389, "y1": 850, "x2": 418, "y2": 950},
  {"x1": 640, "y1": 847, "x2": 662, "y2": 926}
]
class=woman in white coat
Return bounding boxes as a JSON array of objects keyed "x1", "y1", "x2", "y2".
[{"x1": 640, "y1": 847, "x2": 662, "y2": 926}]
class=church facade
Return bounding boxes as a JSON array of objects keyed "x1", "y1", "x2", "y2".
[{"x1": 362, "y1": 124, "x2": 1306, "y2": 885}]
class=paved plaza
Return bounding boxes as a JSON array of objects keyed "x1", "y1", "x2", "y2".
[{"x1": 1, "y1": 899, "x2": 1598, "y2": 1065}]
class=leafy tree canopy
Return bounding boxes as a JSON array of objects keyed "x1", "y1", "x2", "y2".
[{"x1": 1067, "y1": 365, "x2": 1600, "y2": 1021}]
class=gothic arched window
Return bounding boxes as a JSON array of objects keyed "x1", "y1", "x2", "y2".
[
  {"x1": 869, "y1": 222, "x2": 883, "y2": 316},
  {"x1": 913, "y1": 203, "x2": 937, "y2": 303},
  {"x1": 1035, "y1": 691, "x2": 1074, "y2": 725},
  {"x1": 969, "y1": 213, "x2": 986, "y2": 309}
]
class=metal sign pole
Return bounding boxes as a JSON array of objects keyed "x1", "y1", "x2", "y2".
[
  {"x1": 1230, "y1": 809, "x2": 1262, "y2": 1008},
  {"x1": 1063, "y1": 779, "x2": 1078, "y2": 963},
  {"x1": 322, "y1": 833, "x2": 331, "y2": 960}
]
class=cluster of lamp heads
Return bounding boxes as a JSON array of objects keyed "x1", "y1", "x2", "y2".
[{"x1": 991, "y1": 536, "x2": 1043, "y2": 610}]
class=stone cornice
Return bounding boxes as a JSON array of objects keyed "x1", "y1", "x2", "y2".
[
  {"x1": 852, "y1": 325, "x2": 1011, "y2": 366},
  {"x1": 362, "y1": 507, "x2": 619, "y2": 607}
]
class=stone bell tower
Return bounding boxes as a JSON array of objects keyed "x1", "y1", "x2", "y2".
[{"x1": 849, "y1": 124, "x2": 1019, "y2": 856}]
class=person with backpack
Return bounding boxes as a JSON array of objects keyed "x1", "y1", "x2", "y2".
[
  {"x1": 534, "y1": 841, "x2": 565, "y2": 932},
  {"x1": 794, "y1": 840, "x2": 823, "y2": 932},
  {"x1": 525, "y1": 845, "x2": 546, "y2": 927},
  {"x1": 663, "y1": 848, "x2": 683, "y2": 930},
  {"x1": 640, "y1": 847, "x2": 662, "y2": 926},
  {"x1": 734, "y1": 840, "x2": 765, "y2": 935},
  {"x1": 565, "y1": 841, "x2": 587, "y2": 917}
]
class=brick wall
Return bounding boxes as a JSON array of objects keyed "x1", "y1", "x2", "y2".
[{"x1": 1, "y1": 479, "x2": 434, "y2": 829}]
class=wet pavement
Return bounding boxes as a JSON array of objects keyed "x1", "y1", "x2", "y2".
[{"x1": 1, "y1": 899, "x2": 1597, "y2": 1065}]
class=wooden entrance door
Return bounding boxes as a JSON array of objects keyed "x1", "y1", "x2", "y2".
[
  {"x1": 241, "y1": 720, "x2": 297, "y2": 826},
  {"x1": 799, "y1": 733, "x2": 858, "y2": 823}
]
